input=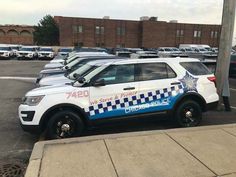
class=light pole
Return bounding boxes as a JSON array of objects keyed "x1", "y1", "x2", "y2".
[{"x1": 215, "y1": 0, "x2": 236, "y2": 111}]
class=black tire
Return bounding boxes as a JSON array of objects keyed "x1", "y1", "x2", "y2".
[
  {"x1": 175, "y1": 100, "x2": 202, "y2": 127},
  {"x1": 46, "y1": 110, "x2": 84, "y2": 139}
]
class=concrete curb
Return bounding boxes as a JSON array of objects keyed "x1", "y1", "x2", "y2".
[{"x1": 26, "y1": 123, "x2": 236, "y2": 177}]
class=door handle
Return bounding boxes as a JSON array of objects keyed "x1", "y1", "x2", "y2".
[
  {"x1": 123, "y1": 87, "x2": 135, "y2": 90},
  {"x1": 171, "y1": 82, "x2": 181, "y2": 85}
]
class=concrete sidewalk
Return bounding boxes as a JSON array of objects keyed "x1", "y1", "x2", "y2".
[{"x1": 26, "y1": 124, "x2": 236, "y2": 177}]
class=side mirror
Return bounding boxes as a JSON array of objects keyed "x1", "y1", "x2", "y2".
[
  {"x1": 73, "y1": 73, "x2": 79, "y2": 79},
  {"x1": 92, "y1": 79, "x2": 105, "y2": 87},
  {"x1": 77, "y1": 77, "x2": 86, "y2": 84}
]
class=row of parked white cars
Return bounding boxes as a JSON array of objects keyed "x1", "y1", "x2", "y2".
[
  {"x1": 0, "y1": 44, "x2": 72, "y2": 60},
  {"x1": 18, "y1": 49, "x2": 219, "y2": 139}
]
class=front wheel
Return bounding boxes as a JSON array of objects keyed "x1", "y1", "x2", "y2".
[
  {"x1": 175, "y1": 100, "x2": 202, "y2": 127},
  {"x1": 46, "y1": 110, "x2": 84, "y2": 139}
]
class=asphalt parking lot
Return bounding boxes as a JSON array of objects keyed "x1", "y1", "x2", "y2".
[{"x1": 0, "y1": 60, "x2": 235, "y2": 169}]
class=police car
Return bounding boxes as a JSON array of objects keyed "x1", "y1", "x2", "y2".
[
  {"x1": 16, "y1": 46, "x2": 38, "y2": 60},
  {"x1": 19, "y1": 58, "x2": 219, "y2": 139},
  {"x1": 38, "y1": 47, "x2": 55, "y2": 60},
  {"x1": 0, "y1": 44, "x2": 14, "y2": 59}
]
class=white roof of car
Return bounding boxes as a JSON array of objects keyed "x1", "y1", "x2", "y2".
[
  {"x1": 86, "y1": 57, "x2": 200, "y2": 66},
  {"x1": 21, "y1": 46, "x2": 37, "y2": 48},
  {"x1": 111, "y1": 57, "x2": 200, "y2": 65},
  {"x1": 86, "y1": 59, "x2": 126, "y2": 66}
]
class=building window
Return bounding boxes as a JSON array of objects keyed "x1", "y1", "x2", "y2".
[
  {"x1": 101, "y1": 27, "x2": 104, "y2": 35},
  {"x1": 176, "y1": 29, "x2": 184, "y2": 37},
  {"x1": 95, "y1": 26, "x2": 104, "y2": 35},
  {"x1": 211, "y1": 31, "x2": 218, "y2": 38},
  {"x1": 73, "y1": 25, "x2": 83, "y2": 33},
  {"x1": 95, "y1": 26, "x2": 100, "y2": 34},
  {"x1": 117, "y1": 27, "x2": 125, "y2": 35},
  {"x1": 194, "y1": 30, "x2": 201, "y2": 38}
]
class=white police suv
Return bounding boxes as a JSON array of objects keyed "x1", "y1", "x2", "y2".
[
  {"x1": 17, "y1": 46, "x2": 38, "y2": 60},
  {"x1": 38, "y1": 47, "x2": 55, "y2": 60},
  {"x1": 19, "y1": 58, "x2": 219, "y2": 139},
  {"x1": 0, "y1": 45, "x2": 14, "y2": 59}
]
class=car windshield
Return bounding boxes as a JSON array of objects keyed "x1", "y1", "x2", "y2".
[
  {"x1": 59, "y1": 48, "x2": 72, "y2": 52},
  {"x1": 40, "y1": 48, "x2": 53, "y2": 52},
  {"x1": 0, "y1": 47, "x2": 11, "y2": 51},
  {"x1": 68, "y1": 64, "x2": 99, "y2": 80},
  {"x1": 10, "y1": 47, "x2": 19, "y2": 50},
  {"x1": 19, "y1": 48, "x2": 34, "y2": 51},
  {"x1": 164, "y1": 48, "x2": 173, "y2": 51},
  {"x1": 172, "y1": 48, "x2": 179, "y2": 51},
  {"x1": 186, "y1": 48, "x2": 193, "y2": 51},
  {"x1": 65, "y1": 59, "x2": 80, "y2": 69}
]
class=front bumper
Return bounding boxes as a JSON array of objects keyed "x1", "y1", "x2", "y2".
[
  {"x1": 19, "y1": 120, "x2": 41, "y2": 134},
  {"x1": 19, "y1": 104, "x2": 42, "y2": 133}
]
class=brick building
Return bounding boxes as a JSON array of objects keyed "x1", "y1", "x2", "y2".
[
  {"x1": 54, "y1": 16, "x2": 221, "y2": 48},
  {"x1": 0, "y1": 25, "x2": 34, "y2": 45}
]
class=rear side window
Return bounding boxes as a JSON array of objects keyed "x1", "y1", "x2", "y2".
[
  {"x1": 139, "y1": 63, "x2": 176, "y2": 81},
  {"x1": 180, "y1": 62, "x2": 211, "y2": 75}
]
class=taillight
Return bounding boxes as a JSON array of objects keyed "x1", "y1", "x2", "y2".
[{"x1": 207, "y1": 76, "x2": 216, "y2": 87}]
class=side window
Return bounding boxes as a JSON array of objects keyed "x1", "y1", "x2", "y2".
[
  {"x1": 94, "y1": 64, "x2": 135, "y2": 85},
  {"x1": 139, "y1": 63, "x2": 176, "y2": 81},
  {"x1": 180, "y1": 62, "x2": 212, "y2": 75}
]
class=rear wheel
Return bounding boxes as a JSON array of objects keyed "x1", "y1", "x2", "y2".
[
  {"x1": 175, "y1": 100, "x2": 202, "y2": 127},
  {"x1": 46, "y1": 110, "x2": 84, "y2": 139}
]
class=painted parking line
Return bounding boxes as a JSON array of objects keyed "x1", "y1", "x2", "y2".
[{"x1": 0, "y1": 76, "x2": 36, "y2": 82}]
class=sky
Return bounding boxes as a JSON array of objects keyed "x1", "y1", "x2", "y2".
[{"x1": 1, "y1": 0, "x2": 235, "y2": 44}]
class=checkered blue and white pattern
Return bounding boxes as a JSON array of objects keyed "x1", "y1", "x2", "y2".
[{"x1": 86, "y1": 85, "x2": 184, "y2": 117}]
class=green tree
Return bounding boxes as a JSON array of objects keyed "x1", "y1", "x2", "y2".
[{"x1": 33, "y1": 15, "x2": 59, "y2": 46}]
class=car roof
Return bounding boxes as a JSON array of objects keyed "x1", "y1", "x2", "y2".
[
  {"x1": 86, "y1": 57, "x2": 200, "y2": 66},
  {"x1": 86, "y1": 59, "x2": 126, "y2": 66},
  {"x1": 0, "y1": 44, "x2": 9, "y2": 47},
  {"x1": 110, "y1": 57, "x2": 200, "y2": 65},
  {"x1": 21, "y1": 46, "x2": 36, "y2": 48}
]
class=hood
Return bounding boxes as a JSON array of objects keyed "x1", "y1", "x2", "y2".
[
  {"x1": 40, "y1": 68, "x2": 64, "y2": 74},
  {"x1": 44, "y1": 63, "x2": 64, "y2": 69},
  {"x1": 39, "y1": 75, "x2": 71, "y2": 86},
  {"x1": 50, "y1": 59, "x2": 64, "y2": 63},
  {"x1": 18, "y1": 51, "x2": 33, "y2": 53},
  {"x1": 38, "y1": 51, "x2": 53, "y2": 54},
  {"x1": 26, "y1": 84, "x2": 74, "y2": 96}
]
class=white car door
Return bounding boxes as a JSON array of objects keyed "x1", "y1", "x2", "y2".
[
  {"x1": 137, "y1": 62, "x2": 184, "y2": 114},
  {"x1": 87, "y1": 64, "x2": 140, "y2": 120}
]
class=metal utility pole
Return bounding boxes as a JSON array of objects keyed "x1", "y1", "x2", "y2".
[{"x1": 215, "y1": 0, "x2": 236, "y2": 111}]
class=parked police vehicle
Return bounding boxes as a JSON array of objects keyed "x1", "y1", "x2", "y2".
[
  {"x1": 58, "y1": 48, "x2": 73, "y2": 56},
  {"x1": 16, "y1": 46, "x2": 38, "y2": 60},
  {"x1": 44, "y1": 52, "x2": 110, "y2": 69},
  {"x1": 19, "y1": 57, "x2": 219, "y2": 139},
  {"x1": 38, "y1": 47, "x2": 55, "y2": 60},
  {"x1": 0, "y1": 44, "x2": 14, "y2": 59},
  {"x1": 36, "y1": 55, "x2": 123, "y2": 84}
]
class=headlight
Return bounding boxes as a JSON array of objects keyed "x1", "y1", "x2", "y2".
[{"x1": 22, "y1": 95, "x2": 44, "y2": 106}]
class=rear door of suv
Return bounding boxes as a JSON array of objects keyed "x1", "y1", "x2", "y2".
[{"x1": 136, "y1": 62, "x2": 184, "y2": 114}]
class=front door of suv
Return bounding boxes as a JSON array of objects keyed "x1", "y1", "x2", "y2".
[
  {"x1": 136, "y1": 62, "x2": 183, "y2": 114},
  {"x1": 87, "y1": 64, "x2": 140, "y2": 120}
]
